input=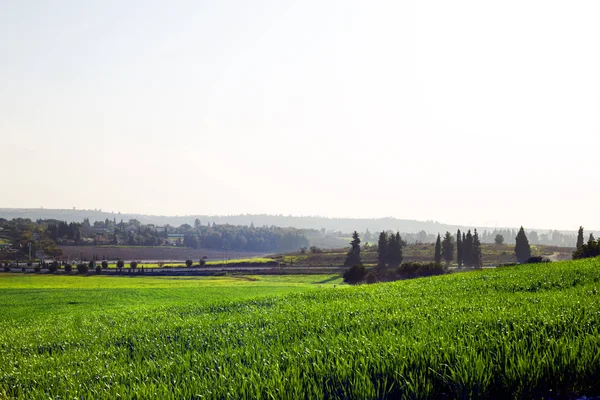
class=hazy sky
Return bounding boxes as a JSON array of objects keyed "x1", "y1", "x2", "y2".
[{"x1": 1, "y1": 1, "x2": 599, "y2": 230}]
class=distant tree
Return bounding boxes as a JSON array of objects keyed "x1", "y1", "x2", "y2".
[
  {"x1": 456, "y1": 229, "x2": 463, "y2": 268},
  {"x1": 344, "y1": 231, "x2": 361, "y2": 267},
  {"x1": 76, "y1": 263, "x2": 88, "y2": 274},
  {"x1": 194, "y1": 219, "x2": 201, "y2": 230},
  {"x1": 494, "y1": 234, "x2": 504, "y2": 245},
  {"x1": 576, "y1": 226, "x2": 585, "y2": 250},
  {"x1": 464, "y1": 230, "x2": 473, "y2": 267},
  {"x1": 387, "y1": 232, "x2": 404, "y2": 269},
  {"x1": 49, "y1": 260, "x2": 59, "y2": 273},
  {"x1": 589, "y1": 233, "x2": 595, "y2": 244},
  {"x1": 515, "y1": 226, "x2": 531, "y2": 263},
  {"x1": 472, "y1": 229, "x2": 482, "y2": 268},
  {"x1": 185, "y1": 259, "x2": 193, "y2": 267},
  {"x1": 441, "y1": 231, "x2": 454, "y2": 267},
  {"x1": 116, "y1": 260, "x2": 125, "y2": 271},
  {"x1": 434, "y1": 234, "x2": 442, "y2": 265},
  {"x1": 377, "y1": 232, "x2": 388, "y2": 269},
  {"x1": 101, "y1": 260, "x2": 108, "y2": 269},
  {"x1": 130, "y1": 261, "x2": 138, "y2": 270},
  {"x1": 199, "y1": 256, "x2": 207, "y2": 267},
  {"x1": 343, "y1": 264, "x2": 366, "y2": 284}
]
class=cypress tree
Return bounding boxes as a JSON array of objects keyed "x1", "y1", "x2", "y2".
[
  {"x1": 472, "y1": 229, "x2": 482, "y2": 268},
  {"x1": 377, "y1": 232, "x2": 388, "y2": 268},
  {"x1": 456, "y1": 229, "x2": 463, "y2": 268},
  {"x1": 344, "y1": 231, "x2": 361, "y2": 266},
  {"x1": 576, "y1": 226, "x2": 585, "y2": 250},
  {"x1": 441, "y1": 231, "x2": 454, "y2": 267},
  {"x1": 434, "y1": 234, "x2": 442, "y2": 264},
  {"x1": 464, "y1": 230, "x2": 473, "y2": 267},
  {"x1": 515, "y1": 226, "x2": 531, "y2": 263},
  {"x1": 387, "y1": 232, "x2": 402, "y2": 269}
]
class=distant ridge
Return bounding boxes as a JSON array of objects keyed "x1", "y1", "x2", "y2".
[{"x1": 0, "y1": 208, "x2": 578, "y2": 235}]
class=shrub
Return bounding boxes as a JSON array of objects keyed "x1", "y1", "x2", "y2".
[
  {"x1": 200, "y1": 257, "x2": 207, "y2": 267},
  {"x1": 527, "y1": 256, "x2": 550, "y2": 264},
  {"x1": 310, "y1": 246, "x2": 323, "y2": 254},
  {"x1": 64, "y1": 263, "x2": 72, "y2": 272},
  {"x1": 130, "y1": 261, "x2": 138, "y2": 269},
  {"x1": 49, "y1": 261, "x2": 59, "y2": 273},
  {"x1": 398, "y1": 262, "x2": 447, "y2": 279},
  {"x1": 366, "y1": 271, "x2": 378, "y2": 284},
  {"x1": 95, "y1": 265, "x2": 102, "y2": 274},
  {"x1": 343, "y1": 265, "x2": 366, "y2": 284},
  {"x1": 116, "y1": 260, "x2": 125, "y2": 270},
  {"x1": 101, "y1": 261, "x2": 108, "y2": 269},
  {"x1": 76, "y1": 263, "x2": 88, "y2": 274},
  {"x1": 186, "y1": 259, "x2": 193, "y2": 267}
]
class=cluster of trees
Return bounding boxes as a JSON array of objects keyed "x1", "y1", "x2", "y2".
[
  {"x1": 1, "y1": 217, "x2": 311, "y2": 254},
  {"x1": 360, "y1": 228, "x2": 579, "y2": 247},
  {"x1": 0, "y1": 218, "x2": 63, "y2": 259},
  {"x1": 343, "y1": 231, "x2": 446, "y2": 284},
  {"x1": 455, "y1": 229, "x2": 482, "y2": 268},
  {"x1": 573, "y1": 227, "x2": 600, "y2": 259}
]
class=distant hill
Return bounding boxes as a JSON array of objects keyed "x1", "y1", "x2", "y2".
[{"x1": 0, "y1": 207, "x2": 571, "y2": 235}]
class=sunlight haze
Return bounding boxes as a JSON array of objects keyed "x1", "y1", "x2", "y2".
[{"x1": 1, "y1": 0, "x2": 599, "y2": 230}]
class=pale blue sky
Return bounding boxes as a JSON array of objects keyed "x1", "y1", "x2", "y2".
[{"x1": 1, "y1": 1, "x2": 599, "y2": 230}]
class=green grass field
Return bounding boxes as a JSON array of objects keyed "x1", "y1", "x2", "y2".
[{"x1": 1, "y1": 259, "x2": 599, "y2": 398}]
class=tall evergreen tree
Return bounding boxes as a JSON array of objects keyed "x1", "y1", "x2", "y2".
[
  {"x1": 387, "y1": 232, "x2": 403, "y2": 269},
  {"x1": 515, "y1": 226, "x2": 531, "y2": 263},
  {"x1": 344, "y1": 231, "x2": 361, "y2": 266},
  {"x1": 472, "y1": 229, "x2": 482, "y2": 268},
  {"x1": 441, "y1": 231, "x2": 454, "y2": 267},
  {"x1": 576, "y1": 226, "x2": 585, "y2": 250},
  {"x1": 456, "y1": 229, "x2": 463, "y2": 268},
  {"x1": 434, "y1": 234, "x2": 442, "y2": 264},
  {"x1": 464, "y1": 230, "x2": 473, "y2": 267},
  {"x1": 377, "y1": 232, "x2": 388, "y2": 268}
]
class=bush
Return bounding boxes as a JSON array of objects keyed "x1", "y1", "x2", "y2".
[
  {"x1": 310, "y1": 246, "x2": 323, "y2": 254},
  {"x1": 527, "y1": 256, "x2": 550, "y2": 264},
  {"x1": 65, "y1": 263, "x2": 72, "y2": 272},
  {"x1": 49, "y1": 261, "x2": 59, "y2": 273},
  {"x1": 95, "y1": 265, "x2": 102, "y2": 274},
  {"x1": 343, "y1": 265, "x2": 366, "y2": 284},
  {"x1": 116, "y1": 260, "x2": 125, "y2": 270},
  {"x1": 130, "y1": 261, "x2": 138, "y2": 269},
  {"x1": 76, "y1": 263, "x2": 88, "y2": 274},
  {"x1": 366, "y1": 271, "x2": 378, "y2": 284},
  {"x1": 199, "y1": 258, "x2": 206, "y2": 267},
  {"x1": 101, "y1": 260, "x2": 109, "y2": 269},
  {"x1": 398, "y1": 262, "x2": 446, "y2": 279},
  {"x1": 186, "y1": 259, "x2": 193, "y2": 267}
]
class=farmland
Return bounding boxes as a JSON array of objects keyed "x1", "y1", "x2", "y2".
[{"x1": 1, "y1": 258, "x2": 600, "y2": 398}]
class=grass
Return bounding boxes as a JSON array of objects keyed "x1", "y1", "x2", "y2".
[{"x1": 1, "y1": 258, "x2": 599, "y2": 398}]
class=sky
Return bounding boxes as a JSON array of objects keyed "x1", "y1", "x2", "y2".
[{"x1": 1, "y1": 0, "x2": 599, "y2": 230}]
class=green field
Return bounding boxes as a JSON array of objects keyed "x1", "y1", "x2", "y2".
[{"x1": 1, "y1": 259, "x2": 600, "y2": 398}]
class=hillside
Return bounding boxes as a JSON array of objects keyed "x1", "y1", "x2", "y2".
[
  {"x1": 1, "y1": 258, "x2": 600, "y2": 398},
  {"x1": 0, "y1": 208, "x2": 588, "y2": 246}
]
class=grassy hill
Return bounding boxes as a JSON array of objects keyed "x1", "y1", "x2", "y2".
[{"x1": 1, "y1": 258, "x2": 599, "y2": 398}]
